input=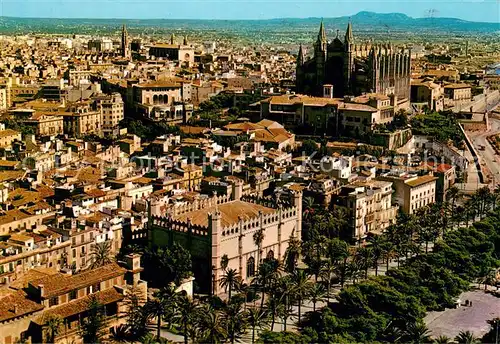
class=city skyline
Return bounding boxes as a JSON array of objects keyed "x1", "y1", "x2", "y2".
[{"x1": 1, "y1": 0, "x2": 499, "y2": 23}]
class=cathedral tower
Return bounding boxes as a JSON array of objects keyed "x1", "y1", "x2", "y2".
[
  {"x1": 121, "y1": 24, "x2": 130, "y2": 59},
  {"x1": 343, "y1": 21, "x2": 355, "y2": 95},
  {"x1": 314, "y1": 20, "x2": 328, "y2": 92}
]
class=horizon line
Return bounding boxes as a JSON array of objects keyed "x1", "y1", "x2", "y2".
[{"x1": 0, "y1": 12, "x2": 497, "y2": 24}]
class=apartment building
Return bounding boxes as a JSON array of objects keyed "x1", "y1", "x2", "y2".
[
  {"x1": 0, "y1": 256, "x2": 145, "y2": 344},
  {"x1": 94, "y1": 93, "x2": 124, "y2": 135},
  {"x1": 0, "y1": 130, "x2": 21, "y2": 148},
  {"x1": 62, "y1": 102, "x2": 102, "y2": 137},
  {"x1": 335, "y1": 180, "x2": 398, "y2": 241},
  {"x1": 22, "y1": 113, "x2": 64, "y2": 137},
  {"x1": 377, "y1": 172, "x2": 438, "y2": 214}
]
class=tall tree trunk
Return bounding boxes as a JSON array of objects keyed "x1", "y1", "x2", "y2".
[
  {"x1": 298, "y1": 298, "x2": 302, "y2": 323},
  {"x1": 260, "y1": 285, "x2": 265, "y2": 310},
  {"x1": 271, "y1": 314, "x2": 275, "y2": 331},
  {"x1": 228, "y1": 285, "x2": 232, "y2": 302},
  {"x1": 184, "y1": 324, "x2": 188, "y2": 344},
  {"x1": 157, "y1": 316, "x2": 161, "y2": 341},
  {"x1": 313, "y1": 300, "x2": 316, "y2": 312}
]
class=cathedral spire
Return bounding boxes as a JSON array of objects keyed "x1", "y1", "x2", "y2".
[
  {"x1": 345, "y1": 20, "x2": 354, "y2": 44},
  {"x1": 170, "y1": 33, "x2": 175, "y2": 45},
  {"x1": 121, "y1": 24, "x2": 130, "y2": 59},
  {"x1": 318, "y1": 20, "x2": 327, "y2": 44},
  {"x1": 297, "y1": 44, "x2": 305, "y2": 66}
]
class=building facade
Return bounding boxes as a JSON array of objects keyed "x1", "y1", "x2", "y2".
[
  {"x1": 296, "y1": 22, "x2": 411, "y2": 100},
  {"x1": 149, "y1": 186, "x2": 302, "y2": 294}
]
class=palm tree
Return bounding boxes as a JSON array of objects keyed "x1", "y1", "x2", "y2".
[
  {"x1": 90, "y1": 241, "x2": 113, "y2": 268},
  {"x1": 224, "y1": 301, "x2": 248, "y2": 344},
  {"x1": 253, "y1": 229, "x2": 265, "y2": 264},
  {"x1": 482, "y1": 268, "x2": 498, "y2": 291},
  {"x1": 303, "y1": 196, "x2": 316, "y2": 223},
  {"x1": 367, "y1": 235, "x2": 384, "y2": 276},
  {"x1": 402, "y1": 321, "x2": 432, "y2": 344},
  {"x1": 274, "y1": 275, "x2": 294, "y2": 331},
  {"x1": 308, "y1": 283, "x2": 326, "y2": 312},
  {"x1": 290, "y1": 269, "x2": 311, "y2": 323},
  {"x1": 447, "y1": 185, "x2": 460, "y2": 213},
  {"x1": 433, "y1": 335, "x2": 452, "y2": 344},
  {"x1": 265, "y1": 294, "x2": 283, "y2": 331},
  {"x1": 145, "y1": 296, "x2": 173, "y2": 341},
  {"x1": 175, "y1": 293, "x2": 198, "y2": 344},
  {"x1": 109, "y1": 324, "x2": 130, "y2": 343},
  {"x1": 199, "y1": 307, "x2": 227, "y2": 344},
  {"x1": 43, "y1": 314, "x2": 63, "y2": 343},
  {"x1": 245, "y1": 308, "x2": 269, "y2": 344},
  {"x1": 354, "y1": 246, "x2": 373, "y2": 279},
  {"x1": 283, "y1": 235, "x2": 301, "y2": 273},
  {"x1": 455, "y1": 330, "x2": 479, "y2": 344},
  {"x1": 221, "y1": 254, "x2": 229, "y2": 271},
  {"x1": 254, "y1": 259, "x2": 279, "y2": 310},
  {"x1": 220, "y1": 268, "x2": 240, "y2": 302},
  {"x1": 319, "y1": 259, "x2": 336, "y2": 303}
]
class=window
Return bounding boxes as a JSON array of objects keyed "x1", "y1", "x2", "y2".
[
  {"x1": 49, "y1": 297, "x2": 59, "y2": 307},
  {"x1": 246, "y1": 257, "x2": 255, "y2": 278},
  {"x1": 69, "y1": 290, "x2": 77, "y2": 300}
]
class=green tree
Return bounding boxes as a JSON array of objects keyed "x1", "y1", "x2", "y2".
[
  {"x1": 90, "y1": 241, "x2": 113, "y2": 269},
  {"x1": 246, "y1": 308, "x2": 269, "y2": 344},
  {"x1": 43, "y1": 314, "x2": 63, "y2": 344},
  {"x1": 220, "y1": 268, "x2": 241, "y2": 302},
  {"x1": 145, "y1": 287, "x2": 177, "y2": 341},
  {"x1": 455, "y1": 330, "x2": 479, "y2": 344},
  {"x1": 80, "y1": 295, "x2": 107, "y2": 344},
  {"x1": 291, "y1": 269, "x2": 312, "y2": 323},
  {"x1": 174, "y1": 293, "x2": 199, "y2": 344},
  {"x1": 198, "y1": 306, "x2": 228, "y2": 344},
  {"x1": 224, "y1": 301, "x2": 248, "y2": 344},
  {"x1": 308, "y1": 283, "x2": 327, "y2": 312}
]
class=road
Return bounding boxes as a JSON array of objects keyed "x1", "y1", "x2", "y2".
[{"x1": 469, "y1": 116, "x2": 500, "y2": 187}]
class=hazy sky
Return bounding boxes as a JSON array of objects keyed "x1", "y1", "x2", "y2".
[{"x1": 0, "y1": 0, "x2": 499, "y2": 22}]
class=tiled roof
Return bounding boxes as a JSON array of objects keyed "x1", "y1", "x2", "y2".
[
  {"x1": 405, "y1": 175, "x2": 438, "y2": 187},
  {"x1": 29, "y1": 263, "x2": 127, "y2": 298},
  {"x1": 173, "y1": 200, "x2": 275, "y2": 228},
  {"x1": 36, "y1": 287, "x2": 124, "y2": 323},
  {"x1": 0, "y1": 289, "x2": 44, "y2": 322},
  {"x1": 0, "y1": 129, "x2": 20, "y2": 138}
]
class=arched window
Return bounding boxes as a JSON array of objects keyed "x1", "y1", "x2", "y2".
[
  {"x1": 246, "y1": 257, "x2": 255, "y2": 278},
  {"x1": 266, "y1": 250, "x2": 274, "y2": 260},
  {"x1": 153, "y1": 95, "x2": 159, "y2": 105},
  {"x1": 158, "y1": 94, "x2": 164, "y2": 104}
]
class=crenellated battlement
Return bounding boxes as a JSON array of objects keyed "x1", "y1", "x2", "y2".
[
  {"x1": 167, "y1": 193, "x2": 232, "y2": 217},
  {"x1": 150, "y1": 215, "x2": 210, "y2": 236}
]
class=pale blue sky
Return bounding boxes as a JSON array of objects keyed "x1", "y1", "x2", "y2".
[{"x1": 0, "y1": 0, "x2": 498, "y2": 22}]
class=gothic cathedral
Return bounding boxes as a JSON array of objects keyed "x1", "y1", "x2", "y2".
[{"x1": 296, "y1": 22, "x2": 411, "y2": 100}]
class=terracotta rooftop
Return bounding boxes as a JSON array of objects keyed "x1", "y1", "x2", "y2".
[
  {"x1": 0, "y1": 129, "x2": 20, "y2": 139},
  {"x1": 173, "y1": 200, "x2": 275, "y2": 228},
  {"x1": 36, "y1": 287, "x2": 124, "y2": 323},
  {"x1": 0, "y1": 289, "x2": 44, "y2": 322},
  {"x1": 405, "y1": 174, "x2": 438, "y2": 187},
  {"x1": 29, "y1": 263, "x2": 127, "y2": 298}
]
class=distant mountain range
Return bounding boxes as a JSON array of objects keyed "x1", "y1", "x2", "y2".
[{"x1": 0, "y1": 11, "x2": 497, "y2": 37}]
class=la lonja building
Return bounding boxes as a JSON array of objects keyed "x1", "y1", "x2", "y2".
[
  {"x1": 296, "y1": 21, "x2": 411, "y2": 100},
  {"x1": 148, "y1": 181, "x2": 302, "y2": 294}
]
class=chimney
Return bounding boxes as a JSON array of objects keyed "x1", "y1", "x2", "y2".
[{"x1": 38, "y1": 284, "x2": 45, "y2": 297}]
